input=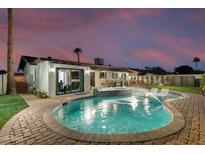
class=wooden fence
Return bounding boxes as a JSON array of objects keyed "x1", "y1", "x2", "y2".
[
  {"x1": 15, "y1": 75, "x2": 27, "y2": 93},
  {"x1": 138, "y1": 74, "x2": 202, "y2": 87}
]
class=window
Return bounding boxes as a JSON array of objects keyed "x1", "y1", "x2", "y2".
[
  {"x1": 100, "y1": 71, "x2": 107, "y2": 79},
  {"x1": 112, "y1": 72, "x2": 118, "y2": 79},
  {"x1": 71, "y1": 70, "x2": 80, "y2": 79},
  {"x1": 121, "y1": 73, "x2": 126, "y2": 80},
  {"x1": 56, "y1": 68, "x2": 84, "y2": 95},
  {"x1": 71, "y1": 82, "x2": 80, "y2": 90}
]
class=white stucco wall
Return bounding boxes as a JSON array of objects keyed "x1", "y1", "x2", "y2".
[
  {"x1": 36, "y1": 61, "x2": 49, "y2": 94},
  {"x1": 0, "y1": 74, "x2": 7, "y2": 95},
  {"x1": 34, "y1": 61, "x2": 138, "y2": 96},
  {"x1": 24, "y1": 64, "x2": 37, "y2": 91},
  {"x1": 47, "y1": 62, "x2": 91, "y2": 97},
  {"x1": 91, "y1": 70, "x2": 129, "y2": 88}
]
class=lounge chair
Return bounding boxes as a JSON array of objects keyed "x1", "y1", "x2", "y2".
[
  {"x1": 149, "y1": 88, "x2": 158, "y2": 96},
  {"x1": 158, "y1": 89, "x2": 170, "y2": 97}
]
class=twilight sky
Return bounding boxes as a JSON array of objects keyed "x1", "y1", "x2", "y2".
[{"x1": 0, "y1": 8, "x2": 205, "y2": 71}]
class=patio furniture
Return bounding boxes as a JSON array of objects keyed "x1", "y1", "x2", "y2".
[
  {"x1": 158, "y1": 89, "x2": 170, "y2": 97},
  {"x1": 149, "y1": 88, "x2": 158, "y2": 96}
]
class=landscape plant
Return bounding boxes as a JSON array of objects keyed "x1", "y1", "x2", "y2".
[
  {"x1": 200, "y1": 73, "x2": 205, "y2": 96},
  {"x1": 31, "y1": 87, "x2": 48, "y2": 98}
]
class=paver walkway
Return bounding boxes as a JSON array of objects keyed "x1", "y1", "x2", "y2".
[{"x1": 0, "y1": 93, "x2": 205, "y2": 145}]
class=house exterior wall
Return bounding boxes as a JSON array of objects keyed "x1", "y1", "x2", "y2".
[
  {"x1": 47, "y1": 62, "x2": 90, "y2": 97},
  {"x1": 24, "y1": 64, "x2": 36, "y2": 91},
  {"x1": 36, "y1": 61, "x2": 50, "y2": 94},
  {"x1": 23, "y1": 60, "x2": 138, "y2": 96},
  {"x1": 0, "y1": 73, "x2": 7, "y2": 95},
  {"x1": 91, "y1": 69, "x2": 129, "y2": 88}
]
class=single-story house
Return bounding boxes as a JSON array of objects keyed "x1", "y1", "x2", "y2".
[{"x1": 18, "y1": 56, "x2": 138, "y2": 97}]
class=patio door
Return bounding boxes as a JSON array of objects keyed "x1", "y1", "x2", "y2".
[
  {"x1": 56, "y1": 69, "x2": 71, "y2": 95},
  {"x1": 71, "y1": 70, "x2": 81, "y2": 92},
  {"x1": 56, "y1": 68, "x2": 84, "y2": 95}
]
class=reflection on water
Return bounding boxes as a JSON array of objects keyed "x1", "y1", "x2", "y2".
[
  {"x1": 83, "y1": 99, "x2": 96, "y2": 125},
  {"x1": 57, "y1": 108, "x2": 65, "y2": 119},
  {"x1": 53, "y1": 93, "x2": 173, "y2": 134},
  {"x1": 144, "y1": 98, "x2": 151, "y2": 115},
  {"x1": 81, "y1": 95, "x2": 155, "y2": 125},
  {"x1": 113, "y1": 103, "x2": 118, "y2": 114},
  {"x1": 84, "y1": 106, "x2": 96, "y2": 125},
  {"x1": 128, "y1": 96, "x2": 139, "y2": 110}
]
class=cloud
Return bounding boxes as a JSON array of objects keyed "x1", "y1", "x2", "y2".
[
  {"x1": 130, "y1": 49, "x2": 178, "y2": 67},
  {"x1": 186, "y1": 9, "x2": 205, "y2": 24},
  {"x1": 1, "y1": 8, "x2": 205, "y2": 71}
]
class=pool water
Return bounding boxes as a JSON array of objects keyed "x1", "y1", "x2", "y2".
[
  {"x1": 53, "y1": 92, "x2": 181, "y2": 134},
  {"x1": 158, "y1": 92, "x2": 183, "y2": 101}
]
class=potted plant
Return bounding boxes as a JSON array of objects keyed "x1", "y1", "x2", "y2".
[{"x1": 64, "y1": 85, "x2": 71, "y2": 94}]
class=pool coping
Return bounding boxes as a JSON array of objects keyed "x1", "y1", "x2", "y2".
[{"x1": 43, "y1": 93, "x2": 186, "y2": 143}]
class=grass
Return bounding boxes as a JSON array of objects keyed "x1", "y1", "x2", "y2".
[
  {"x1": 144, "y1": 84, "x2": 200, "y2": 94},
  {"x1": 0, "y1": 95, "x2": 28, "y2": 129}
]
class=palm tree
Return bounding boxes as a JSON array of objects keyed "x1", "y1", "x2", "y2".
[
  {"x1": 7, "y1": 8, "x2": 16, "y2": 94},
  {"x1": 73, "y1": 48, "x2": 82, "y2": 63},
  {"x1": 193, "y1": 57, "x2": 200, "y2": 71}
]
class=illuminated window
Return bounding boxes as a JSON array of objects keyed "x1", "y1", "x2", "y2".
[
  {"x1": 121, "y1": 73, "x2": 126, "y2": 80},
  {"x1": 100, "y1": 71, "x2": 107, "y2": 79},
  {"x1": 112, "y1": 72, "x2": 118, "y2": 79}
]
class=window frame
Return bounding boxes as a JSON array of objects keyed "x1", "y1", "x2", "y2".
[{"x1": 99, "y1": 71, "x2": 108, "y2": 79}]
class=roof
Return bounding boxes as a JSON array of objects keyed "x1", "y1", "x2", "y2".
[
  {"x1": 18, "y1": 55, "x2": 137, "y2": 73},
  {"x1": 90, "y1": 65, "x2": 133, "y2": 72},
  {"x1": 18, "y1": 56, "x2": 39, "y2": 71},
  {"x1": 0, "y1": 70, "x2": 7, "y2": 74}
]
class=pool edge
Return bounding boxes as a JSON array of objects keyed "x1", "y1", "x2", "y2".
[{"x1": 43, "y1": 93, "x2": 186, "y2": 143}]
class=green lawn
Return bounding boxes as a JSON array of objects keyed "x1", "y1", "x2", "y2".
[
  {"x1": 0, "y1": 95, "x2": 28, "y2": 129},
  {"x1": 144, "y1": 84, "x2": 200, "y2": 94}
]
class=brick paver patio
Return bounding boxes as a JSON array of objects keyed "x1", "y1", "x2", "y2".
[{"x1": 0, "y1": 93, "x2": 205, "y2": 145}]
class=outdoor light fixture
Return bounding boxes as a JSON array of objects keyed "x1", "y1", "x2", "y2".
[{"x1": 85, "y1": 69, "x2": 90, "y2": 74}]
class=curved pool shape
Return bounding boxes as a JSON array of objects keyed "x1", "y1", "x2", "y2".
[{"x1": 53, "y1": 93, "x2": 174, "y2": 134}]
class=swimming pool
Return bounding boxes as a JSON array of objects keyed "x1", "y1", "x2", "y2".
[{"x1": 53, "y1": 90, "x2": 182, "y2": 134}]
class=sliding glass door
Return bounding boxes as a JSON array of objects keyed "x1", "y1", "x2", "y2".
[{"x1": 56, "y1": 68, "x2": 84, "y2": 95}]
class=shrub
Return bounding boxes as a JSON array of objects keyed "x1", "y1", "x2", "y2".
[
  {"x1": 200, "y1": 73, "x2": 205, "y2": 95},
  {"x1": 39, "y1": 91, "x2": 48, "y2": 98},
  {"x1": 64, "y1": 85, "x2": 71, "y2": 94},
  {"x1": 31, "y1": 87, "x2": 48, "y2": 98},
  {"x1": 31, "y1": 87, "x2": 37, "y2": 95}
]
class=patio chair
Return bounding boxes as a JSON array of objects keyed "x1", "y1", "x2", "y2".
[
  {"x1": 149, "y1": 88, "x2": 158, "y2": 96},
  {"x1": 158, "y1": 88, "x2": 170, "y2": 97}
]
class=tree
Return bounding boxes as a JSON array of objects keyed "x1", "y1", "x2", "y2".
[
  {"x1": 7, "y1": 8, "x2": 16, "y2": 94},
  {"x1": 73, "y1": 48, "x2": 82, "y2": 63},
  {"x1": 193, "y1": 57, "x2": 200, "y2": 71},
  {"x1": 174, "y1": 65, "x2": 194, "y2": 74},
  {"x1": 144, "y1": 66, "x2": 167, "y2": 75}
]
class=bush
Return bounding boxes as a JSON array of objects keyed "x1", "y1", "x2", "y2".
[
  {"x1": 31, "y1": 87, "x2": 37, "y2": 95},
  {"x1": 31, "y1": 87, "x2": 48, "y2": 98},
  {"x1": 200, "y1": 73, "x2": 205, "y2": 95}
]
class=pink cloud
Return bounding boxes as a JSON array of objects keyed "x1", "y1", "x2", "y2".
[
  {"x1": 186, "y1": 10, "x2": 205, "y2": 25},
  {"x1": 96, "y1": 9, "x2": 164, "y2": 23},
  {"x1": 118, "y1": 8, "x2": 163, "y2": 20},
  {"x1": 130, "y1": 49, "x2": 178, "y2": 67},
  {"x1": 155, "y1": 35, "x2": 205, "y2": 61},
  {"x1": 1, "y1": 8, "x2": 205, "y2": 71}
]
